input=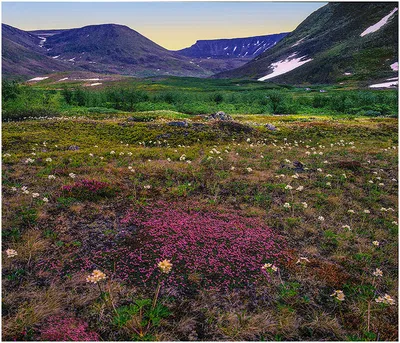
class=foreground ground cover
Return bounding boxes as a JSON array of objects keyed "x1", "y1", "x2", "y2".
[{"x1": 2, "y1": 113, "x2": 398, "y2": 341}]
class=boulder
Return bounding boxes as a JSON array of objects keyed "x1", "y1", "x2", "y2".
[
  {"x1": 68, "y1": 145, "x2": 80, "y2": 151},
  {"x1": 168, "y1": 121, "x2": 188, "y2": 127},
  {"x1": 206, "y1": 111, "x2": 232, "y2": 121},
  {"x1": 265, "y1": 123, "x2": 277, "y2": 131}
]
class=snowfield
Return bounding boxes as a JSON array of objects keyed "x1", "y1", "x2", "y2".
[
  {"x1": 360, "y1": 7, "x2": 398, "y2": 37},
  {"x1": 27, "y1": 77, "x2": 49, "y2": 82},
  {"x1": 369, "y1": 80, "x2": 398, "y2": 88},
  {"x1": 390, "y1": 62, "x2": 398, "y2": 71},
  {"x1": 258, "y1": 53, "x2": 313, "y2": 81}
]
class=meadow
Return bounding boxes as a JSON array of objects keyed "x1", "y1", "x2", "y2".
[
  {"x1": 2, "y1": 76, "x2": 398, "y2": 121},
  {"x1": 1, "y1": 77, "x2": 399, "y2": 341}
]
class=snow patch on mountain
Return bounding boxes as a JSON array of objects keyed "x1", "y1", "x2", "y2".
[
  {"x1": 258, "y1": 53, "x2": 313, "y2": 81},
  {"x1": 38, "y1": 36, "x2": 46, "y2": 48},
  {"x1": 369, "y1": 80, "x2": 398, "y2": 88},
  {"x1": 360, "y1": 7, "x2": 398, "y2": 37},
  {"x1": 390, "y1": 62, "x2": 398, "y2": 71},
  {"x1": 28, "y1": 76, "x2": 49, "y2": 82}
]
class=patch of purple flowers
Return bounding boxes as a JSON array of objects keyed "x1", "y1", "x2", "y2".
[
  {"x1": 114, "y1": 201, "x2": 288, "y2": 291},
  {"x1": 61, "y1": 179, "x2": 116, "y2": 200},
  {"x1": 39, "y1": 315, "x2": 100, "y2": 341}
]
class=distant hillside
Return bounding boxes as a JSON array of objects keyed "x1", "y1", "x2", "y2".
[
  {"x1": 39, "y1": 24, "x2": 213, "y2": 77},
  {"x1": 2, "y1": 24, "x2": 75, "y2": 80},
  {"x1": 176, "y1": 33, "x2": 288, "y2": 59},
  {"x1": 3, "y1": 22, "x2": 293, "y2": 80},
  {"x1": 214, "y1": 3, "x2": 398, "y2": 86}
]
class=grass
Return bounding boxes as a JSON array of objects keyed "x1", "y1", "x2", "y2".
[
  {"x1": 2, "y1": 93, "x2": 398, "y2": 340},
  {"x1": 2, "y1": 77, "x2": 398, "y2": 121}
]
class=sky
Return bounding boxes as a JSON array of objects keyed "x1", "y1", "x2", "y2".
[{"x1": 2, "y1": 2, "x2": 326, "y2": 50}]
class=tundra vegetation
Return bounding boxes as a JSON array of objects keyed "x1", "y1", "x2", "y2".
[{"x1": 2, "y1": 76, "x2": 398, "y2": 341}]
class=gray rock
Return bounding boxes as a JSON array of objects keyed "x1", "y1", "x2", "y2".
[
  {"x1": 168, "y1": 121, "x2": 188, "y2": 127},
  {"x1": 68, "y1": 145, "x2": 80, "y2": 151},
  {"x1": 265, "y1": 123, "x2": 277, "y2": 131},
  {"x1": 206, "y1": 111, "x2": 232, "y2": 121}
]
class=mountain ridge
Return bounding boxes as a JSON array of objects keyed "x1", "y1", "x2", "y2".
[
  {"x1": 3, "y1": 23, "x2": 291, "y2": 79},
  {"x1": 214, "y1": 2, "x2": 398, "y2": 85},
  {"x1": 176, "y1": 33, "x2": 288, "y2": 59}
]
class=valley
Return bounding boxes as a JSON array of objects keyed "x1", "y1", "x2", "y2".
[{"x1": 1, "y1": 1, "x2": 398, "y2": 342}]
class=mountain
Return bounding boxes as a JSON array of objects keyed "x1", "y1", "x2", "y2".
[
  {"x1": 35, "y1": 24, "x2": 213, "y2": 77},
  {"x1": 176, "y1": 33, "x2": 288, "y2": 59},
  {"x1": 214, "y1": 3, "x2": 398, "y2": 85},
  {"x1": 2, "y1": 24, "x2": 217, "y2": 79},
  {"x1": 3, "y1": 23, "x2": 293, "y2": 80},
  {"x1": 2, "y1": 24, "x2": 75, "y2": 79}
]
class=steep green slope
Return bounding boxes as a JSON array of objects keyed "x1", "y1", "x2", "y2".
[{"x1": 214, "y1": 3, "x2": 398, "y2": 85}]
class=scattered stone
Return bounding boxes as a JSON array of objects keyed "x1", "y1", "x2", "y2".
[
  {"x1": 127, "y1": 116, "x2": 155, "y2": 122},
  {"x1": 265, "y1": 123, "x2": 277, "y2": 131},
  {"x1": 206, "y1": 111, "x2": 232, "y2": 121},
  {"x1": 293, "y1": 161, "x2": 305, "y2": 172},
  {"x1": 168, "y1": 121, "x2": 188, "y2": 127},
  {"x1": 156, "y1": 133, "x2": 172, "y2": 139},
  {"x1": 68, "y1": 145, "x2": 80, "y2": 151}
]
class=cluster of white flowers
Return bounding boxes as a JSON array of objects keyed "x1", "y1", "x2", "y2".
[
  {"x1": 262, "y1": 263, "x2": 278, "y2": 272},
  {"x1": 158, "y1": 259, "x2": 173, "y2": 274},
  {"x1": 372, "y1": 268, "x2": 383, "y2": 277},
  {"x1": 330, "y1": 290, "x2": 345, "y2": 301},
  {"x1": 380, "y1": 207, "x2": 395, "y2": 212},
  {"x1": 296, "y1": 256, "x2": 310, "y2": 264},
  {"x1": 86, "y1": 270, "x2": 107, "y2": 284},
  {"x1": 375, "y1": 294, "x2": 395, "y2": 305},
  {"x1": 5, "y1": 249, "x2": 18, "y2": 258}
]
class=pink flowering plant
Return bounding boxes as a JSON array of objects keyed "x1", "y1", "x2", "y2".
[
  {"x1": 39, "y1": 315, "x2": 100, "y2": 341},
  {"x1": 61, "y1": 179, "x2": 117, "y2": 200},
  {"x1": 110, "y1": 201, "x2": 288, "y2": 291}
]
